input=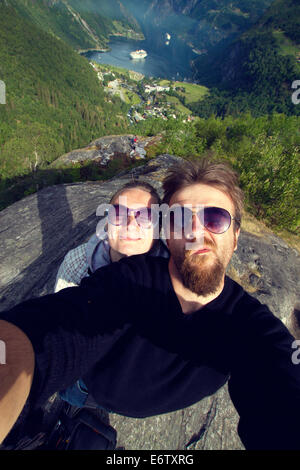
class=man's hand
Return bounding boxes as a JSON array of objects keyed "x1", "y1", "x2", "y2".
[{"x1": 0, "y1": 320, "x2": 35, "y2": 443}]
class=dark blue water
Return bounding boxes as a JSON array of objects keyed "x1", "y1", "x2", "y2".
[{"x1": 84, "y1": 34, "x2": 197, "y2": 81}]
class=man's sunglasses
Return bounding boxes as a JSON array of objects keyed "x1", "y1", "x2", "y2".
[
  {"x1": 107, "y1": 204, "x2": 158, "y2": 229},
  {"x1": 168, "y1": 206, "x2": 238, "y2": 234}
]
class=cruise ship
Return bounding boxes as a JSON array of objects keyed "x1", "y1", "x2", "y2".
[{"x1": 130, "y1": 49, "x2": 147, "y2": 59}]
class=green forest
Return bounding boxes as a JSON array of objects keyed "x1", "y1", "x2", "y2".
[
  {"x1": 6, "y1": 0, "x2": 142, "y2": 50},
  {"x1": 192, "y1": 0, "x2": 300, "y2": 117},
  {"x1": 0, "y1": 4, "x2": 131, "y2": 201}
]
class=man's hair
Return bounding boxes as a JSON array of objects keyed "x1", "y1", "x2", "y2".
[
  {"x1": 162, "y1": 158, "x2": 244, "y2": 230},
  {"x1": 110, "y1": 180, "x2": 161, "y2": 205}
]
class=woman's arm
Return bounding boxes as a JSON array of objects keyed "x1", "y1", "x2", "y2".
[{"x1": 54, "y1": 244, "x2": 89, "y2": 292}]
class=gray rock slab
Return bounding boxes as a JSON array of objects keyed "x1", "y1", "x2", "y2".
[{"x1": 52, "y1": 135, "x2": 158, "y2": 166}]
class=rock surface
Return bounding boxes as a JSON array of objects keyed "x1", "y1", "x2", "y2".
[
  {"x1": 0, "y1": 154, "x2": 299, "y2": 450},
  {"x1": 50, "y1": 134, "x2": 160, "y2": 167}
]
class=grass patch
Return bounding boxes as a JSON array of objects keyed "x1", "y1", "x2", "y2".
[
  {"x1": 273, "y1": 30, "x2": 300, "y2": 58},
  {"x1": 159, "y1": 80, "x2": 209, "y2": 104},
  {"x1": 166, "y1": 96, "x2": 191, "y2": 115},
  {"x1": 123, "y1": 89, "x2": 141, "y2": 105},
  {"x1": 92, "y1": 62, "x2": 144, "y2": 81}
]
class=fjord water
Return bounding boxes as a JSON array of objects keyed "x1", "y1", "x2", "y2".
[{"x1": 84, "y1": 34, "x2": 197, "y2": 81}]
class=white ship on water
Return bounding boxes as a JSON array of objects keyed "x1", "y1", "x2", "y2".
[
  {"x1": 130, "y1": 49, "x2": 147, "y2": 59},
  {"x1": 165, "y1": 32, "x2": 171, "y2": 45}
]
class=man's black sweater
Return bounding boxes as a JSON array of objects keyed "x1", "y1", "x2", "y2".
[{"x1": 1, "y1": 255, "x2": 300, "y2": 449}]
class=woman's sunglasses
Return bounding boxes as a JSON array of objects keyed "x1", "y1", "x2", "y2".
[
  {"x1": 107, "y1": 204, "x2": 158, "y2": 229},
  {"x1": 168, "y1": 206, "x2": 238, "y2": 234}
]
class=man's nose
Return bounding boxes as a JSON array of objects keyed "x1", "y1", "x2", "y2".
[
  {"x1": 192, "y1": 213, "x2": 205, "y2": 233},
  {"x1": 185, "y1": 214, "x2": 205, "y2": 240},
  {"x1": 127, "y1": 213, "x2": 139, "y2": 228}
]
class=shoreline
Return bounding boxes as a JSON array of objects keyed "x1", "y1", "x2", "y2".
[
  {"x1": 78, "y1": 32, "x2": 144, "y2": 56},
  {"x1": 79, "y1": 37, "x2": 197, "y2": 83},
  {"x1": 78, "y1": 48, "x2": 110, "y2": 54}
]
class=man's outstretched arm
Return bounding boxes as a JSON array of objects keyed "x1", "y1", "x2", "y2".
[
  {"x1": 0, "y1": 263, "x2": 134, "y2": 444},
  {"x1": 0, "y1": 320, "x2": 35, "y2": 444}
]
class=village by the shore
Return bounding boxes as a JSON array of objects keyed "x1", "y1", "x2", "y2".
[{"x1": 89, "y1": 61, "x2": 208, "y2": 125}]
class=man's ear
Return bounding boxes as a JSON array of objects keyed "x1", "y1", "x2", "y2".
[{"x1": 233, "y1": 227, "x2": 240, "y2": 252}]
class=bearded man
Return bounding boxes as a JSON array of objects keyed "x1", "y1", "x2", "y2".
[
  {"x1": 1, "y1": 159, "x2": 300, "y2": 450},
  {"x1": 162, "y1": 160, "x2": 242, "y2": 306}
]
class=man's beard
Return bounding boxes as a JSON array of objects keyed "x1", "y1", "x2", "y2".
[{"x1": 174, "y1": 246, "x2": 226, "y2": 297}]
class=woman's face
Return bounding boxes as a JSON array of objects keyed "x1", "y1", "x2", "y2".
[{"x1": 107, "y1": 188, "x2": 158, "y2": 259}]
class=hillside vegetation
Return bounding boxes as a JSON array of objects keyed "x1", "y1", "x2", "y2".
[
  {"x1": 0, "y1": 5, "x2": 131, "y2": 195},
  {"x1": 6, "y1": 0, "x2": 143, "y2": 51},
  {"x1": 192, "y1": 0, "x2": 300, "y2": 117}
]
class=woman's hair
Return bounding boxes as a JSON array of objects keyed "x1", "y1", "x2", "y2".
[
  {"x1": 162, "y1": 158, "x2": 244, "y2": 230},
  {"x1": 110, "y1": 180, "x2": 161, "y2": 205}
]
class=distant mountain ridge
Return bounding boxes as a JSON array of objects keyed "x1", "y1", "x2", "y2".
[
  {"x1": 256, "y1": 0, "x2": 300, "y2": 43},
  {"x1": 220, "y1": 0, "x2": 300, "y2": 85},
  {"x1": 189, "y1": 0, "x2": 300, "y2": 116},
  {"x1": 122, "y1": 0, "x2": 274, "y2": 52}
]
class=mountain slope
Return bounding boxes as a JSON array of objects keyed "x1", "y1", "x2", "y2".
[
  {"x1": 191, "y1": 0, "x2": 300, "y2": 116},
  {"x1": 256, "y1": 0, "x2": 300, "y2": 43},
  {"x1": 5, "y1": 0, "x2": 143, "y2": 51},
  {"x1": 0, "y1": 3, "x2": 130, "y2": 200},
  {"x1": 122, "y1": 0, "x2": 274, "y2": 51},
  {"x1": 222, "y1": 0, "x2": 300, "y2": 82}
]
